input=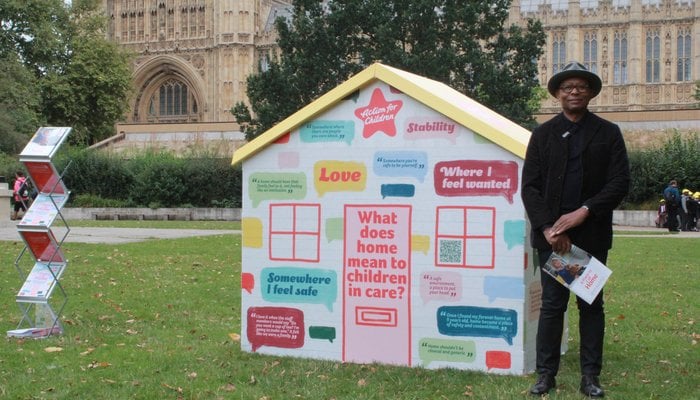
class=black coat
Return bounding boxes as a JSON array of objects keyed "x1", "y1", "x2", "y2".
[{"x1": 521, "y1": 111, "x2": 630, "y2": 253}]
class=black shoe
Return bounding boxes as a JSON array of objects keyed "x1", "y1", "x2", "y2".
[
  {"x1": 529, "y1": 374, "x2": 555, "y2": 396},
  {"x1": 580, "y1": 375, "x2": 604, "y2": 398}
]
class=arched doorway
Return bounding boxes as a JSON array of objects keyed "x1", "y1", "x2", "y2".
[{"x1": 130, "y1": 55, "x2": 206, "y2": 123}]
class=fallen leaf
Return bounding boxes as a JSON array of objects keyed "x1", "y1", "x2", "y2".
[
  {"x1": 44, "y1": 347, "x2": 63, "y2": 353},
  {"x1": 161, "y1": 383, "x2": 183, "y2": 393},
  {"x1": 79, "y1": 348, "x2": 95, "y2": 356},
  {"x1": 357, "y1": 378, "x2": 367, "y2": 387},
  {"x1": 187, "y1": 372, "x2": 197, "y2": 379},
  {"x1": 228, "y1": 333, "x2": 241, "y2": 341},
  {"x1": 221, "y1": 383, "x2": 236, "y2": 392},
  {"x1": 464, "y1": 384, "x2": 474, "y2": 396}
]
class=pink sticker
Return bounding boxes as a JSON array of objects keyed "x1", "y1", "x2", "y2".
[
  {"x1": 420, "y1": 271, "x2": 462, "y2": 304},
  {"x1": 434, "y1": 160, "x2": 519, "y2": 204},
  {"x1": 246, "y1": 307, "x2": 304, "y2": 352}
]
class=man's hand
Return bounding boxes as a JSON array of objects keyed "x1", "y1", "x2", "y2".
[
  {"x1": 551, "y1": 207, "x2": 589, "y2": 236},
  {"x1": 544, "y1": 207, "x2": 590, "y2": 253},
  {"x1": 543, "y1": 227, "x2": 572, "y2": 253}
]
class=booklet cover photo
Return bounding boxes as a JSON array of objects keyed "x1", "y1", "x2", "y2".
[{"x1": 543, "y1": 245, "x2": 612, "y2": 304}]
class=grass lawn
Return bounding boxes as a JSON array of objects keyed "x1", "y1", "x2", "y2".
[{"x1": 0, "y1": 224, "x2": 697, "y2": 399}]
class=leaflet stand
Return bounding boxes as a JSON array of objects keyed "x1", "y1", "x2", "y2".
[{"x1": 8, "y1": 127, "x2": 72, "y2": 339}]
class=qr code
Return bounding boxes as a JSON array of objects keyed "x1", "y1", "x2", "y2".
[{"x1": 438, "y1": 239, "x2": 463, "y2": 264}]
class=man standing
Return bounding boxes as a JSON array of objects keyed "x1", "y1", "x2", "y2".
[
  {"x1": 521, "y1": 62, "x2": 630, "y2": 397},
  {"x1": 663, "y1": 180, "x2": 681, "y2": 232}
]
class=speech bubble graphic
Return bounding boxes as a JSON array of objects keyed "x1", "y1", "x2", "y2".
[
  {"x1": 411, "y1": 234, "x2": 430, "y2": 255},
  {"x1": 419, "y1": 338, "x2": 476, "y2": 367},
  {"x1": 242, "y1": 272, "x2": 255, "y2": 294},
  {"x1": 380, "y1": 184, "x2": 415, "y2": 198},
  {"x1": 246, "y1": 307, "x2": 304, "y2": 352},
  {"x1": 274, "y1": 132, "x2": 291, "y2": 144},
  {"x1": 404, "y1": 116, "x2": 459, "y2": 144},
  {"x1": 437, "y1": 305, "x2": 518, "y2": 345},
  {"x1": 434, "y1": 160, "x2": 519, "y2": 204},
  {"x1": 373, "y1": 151, "x2": 428, "y2": 182},
  {"x1": 325, "y1": 217, "x2": 344, "y2": 242},
  {"x1": 248, "y1": 172, "x2": 307, "y2": 207},
  {"x1": 503, "y1": 219, "x2": 526, "y2": 249},
  {"x1": 261, "y1": 267, "x2": 338, "y2": 312},
  {"x1": 309, "y1": 326, "x2": 336, "y2": 343},
  {"x1": 278, "y1": 151, "x2": 300, "y2": 168},
  {"x1": 485, "y1": 350, "x2": 512, "y2": 370},
  {"x1": 242, "y1": 217, "x2": 263, "y2": 248},
  {"x1": 420, "y1": 271, "x2": 462, "y2": 304},
  {"x1": 246, "y1": 307, "x2": 305, "y2": 352},
  {"x1": 314, "y1": 160, "x2": 366, "y2": 197},
  {"x1": 300, "y1": 120, "x2": 355, "y2": 145},
  {"x1": 483, "y1": 276, "x2": 524, "y2": 303}
]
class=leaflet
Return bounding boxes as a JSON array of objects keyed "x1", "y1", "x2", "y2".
[{"x1": 543, "y1": 245, "x2": 612, "y2": 304}]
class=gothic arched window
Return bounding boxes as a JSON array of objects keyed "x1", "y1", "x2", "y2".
[{"x1": 147, "y1": 78, "x2": 198, "y2": 122}]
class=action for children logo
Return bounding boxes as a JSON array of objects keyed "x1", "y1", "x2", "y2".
[{"x1": 354, "y1": 88, "x2": 403, "y2": 139}]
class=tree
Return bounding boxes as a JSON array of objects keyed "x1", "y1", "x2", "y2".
[
  {"x1": 0, "y1": 53, "x2": 44, "y2": 154},
  {"x1": 233, "y1": 0, "x2": 545, "y2": 140},
  {"x1": 0, "y1": 0, "x2": 71, "y2": 76},
  {"x1": 0, "y1": 0, "x2": 132, "y2": 150},
  {"x1": 40, "y1": 1, "x2": 133, "y2": 146}
]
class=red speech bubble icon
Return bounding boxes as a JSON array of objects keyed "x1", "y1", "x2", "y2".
[
  {"x1": 434, "y1": 160, "x2": 519, "y2": 204},
  {"x1": 485, "y1": 350, "x2": 512, "y2": 370},
  {"x1": 241, "y1": 272, "x2": 255, "y2": 294},
  {"x1": 246, "y1": 307, "x2": 305, "y2": 352},
  {"x1": 274, "y1": 132, "x2": 291, "y2": 144}
]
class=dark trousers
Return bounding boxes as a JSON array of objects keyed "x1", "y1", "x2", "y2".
[
  {"x1": 667, "y1": 206, "x2": 679, "y2": 231},
  {"x1": 536, "y1": 249, "x2": 606, "y2": 377}
]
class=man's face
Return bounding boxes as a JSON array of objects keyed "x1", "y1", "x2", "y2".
[{"x1": 556, "y1": 77, "x2": 593, "y2": 113}]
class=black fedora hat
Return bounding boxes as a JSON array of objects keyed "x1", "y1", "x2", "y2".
[{"x1": 547, "y1": 61, "x2": 602, "y2": 98}]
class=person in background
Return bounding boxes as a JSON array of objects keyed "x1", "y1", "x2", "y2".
[
  {"x1": 655, "y1": 199, "x2": 667, "y2": 228},
  {"x1": 663, "y1": 180, "x2": 681, "y2": 232},
  {"x1": 694, "y1": 192, "x2": 700, "y2": 230},
  {"x1": 522, "y1": 61, "x2": 630, "y2": 398},
  {"x1": 686, "y1": 191, "x2": 698, "y2": 231},
  {"x1": 680, "y1": 189, "x2": 691, "y2": 231},
  {"x1": 11, "y1": 171, "x2": 28, "y2": 221}
]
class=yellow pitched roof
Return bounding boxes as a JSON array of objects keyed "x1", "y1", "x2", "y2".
[{"x1": 231, "y1": 63, "x2": 530, "y2": 165}]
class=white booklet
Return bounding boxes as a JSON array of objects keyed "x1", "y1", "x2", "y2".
[{"x1": 543, "y1": 245, "x2": 612, "y2": 304}]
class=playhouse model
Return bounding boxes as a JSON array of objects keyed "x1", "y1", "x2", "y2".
[{"x1": 232, "y1": 63, "x2": 540, "y2": 374}]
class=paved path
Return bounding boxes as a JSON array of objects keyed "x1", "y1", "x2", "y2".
[
  {"x1": 0, "y1": 225, "x2": 240, "y2": 244},
  {"x1": 611, "y1": 225, "x2": 699, "y2": 238}
]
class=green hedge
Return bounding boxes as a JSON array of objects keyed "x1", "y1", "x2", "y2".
[
  {"x1": 625, "y1": 132, "x2": 700, "y2": 208},
  {"x1": 2, "y1": 132, "x2": 698, "y2": 209},
  {"x1": 51, "y1": 149, "x2": 242, "y2": 208}
]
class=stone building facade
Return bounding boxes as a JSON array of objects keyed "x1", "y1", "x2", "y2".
[
  {"x1": 99, "y1": 0, "x2": 291, "y2": 153},
  {"x1": 508, "y1": 0, "x2": 699, "y2": 134},
  {"x1": 100, "y1": 1, "x2": 698, "y2": 153}
]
